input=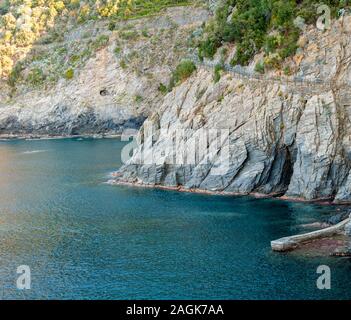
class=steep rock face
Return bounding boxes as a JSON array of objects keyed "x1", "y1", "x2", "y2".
[
  {"x1": 115, "y1": 16, "x2": 351, "y2": 203},
  {"x1": 0, "y1": 48, "x2": 149, "y2": 135},
  {"x1": 0, "y1": 7, "x2": 209, "y2": 137}
]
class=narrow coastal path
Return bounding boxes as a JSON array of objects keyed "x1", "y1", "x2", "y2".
[{"x1": 191, "y1": 57, "x2": 351, "y2": 104}]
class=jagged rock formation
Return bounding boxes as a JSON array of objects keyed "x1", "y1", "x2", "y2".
[{"x1": 115, "y1": 16, "x2": 351, "y2": 203}]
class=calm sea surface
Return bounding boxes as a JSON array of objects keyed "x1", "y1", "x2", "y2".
[{"x1": 0, "y1": 138, "x2": 350, "y2": 299}]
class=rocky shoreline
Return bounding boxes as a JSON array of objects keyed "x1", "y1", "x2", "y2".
[
  {"x1": 0, "y1": 133, "x2": 123, "y2": 140},
  {"x1": 109, "y1": 175, "x2": 351, "y2": 206},
  {"x1": 112, "y1": 15, "x2": 351, "y2": 204}
]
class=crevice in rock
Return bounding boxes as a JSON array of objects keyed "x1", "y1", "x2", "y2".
[
  {"x1": 279, "y1": 147, "x2": 294, "y2": 192},
  {"x1": 257, "y1": 146, "x2": 294, "y2": 195}
]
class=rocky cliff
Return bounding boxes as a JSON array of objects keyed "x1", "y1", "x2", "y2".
[
  {"x1": 114, "y1": 15, "x2": 351, "y2": 203},
  {"x1": 0, "y1": 6, "x2": 209, "y2": 137}
]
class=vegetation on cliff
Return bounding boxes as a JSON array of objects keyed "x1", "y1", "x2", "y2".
[
  {"x1": 0, "y1": 0, "x2": 195, "y2": 83},
  {"x1": 168, "y1": 59, "x2": 196, "y2": 90},
  {"x1": 3, "y1": 0, "x2": 348, "y2": 92},
  {"x1": 197, "y1": 0, "x2": 349, "y2": 71}
]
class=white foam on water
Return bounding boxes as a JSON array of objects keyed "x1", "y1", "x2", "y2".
[{"x1": 21, "y1": 150, "x2": 49, "y2": 155}]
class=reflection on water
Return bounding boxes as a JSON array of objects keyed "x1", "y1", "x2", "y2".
[{"x1": 0, "y1": 138, "x2": 350, "y2": 300}]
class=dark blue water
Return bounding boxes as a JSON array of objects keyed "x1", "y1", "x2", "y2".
[{"x1": 0, "y1": 138, "x2": 350, "y2": 300}]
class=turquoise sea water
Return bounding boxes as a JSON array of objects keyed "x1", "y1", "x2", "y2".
[{"x1": 0, "y1": 138, "x2": 350, "y2": 300}]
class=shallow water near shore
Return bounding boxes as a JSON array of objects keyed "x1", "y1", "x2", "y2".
[{"x1": 0, "y1": 137, "x2": 350, "y2": 300}]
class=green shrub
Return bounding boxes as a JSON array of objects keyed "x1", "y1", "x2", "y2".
[
  {"x1": 64, "y1": 68, "x2": 74, "y2": 80},
  {"x1": 27, "y1": 68, "x2": 46, "y2": 87},
  {"x1": 8, "y1": 62, "x2": 24, "y2": 87},
  {"x1": 231, "y1": 38, "x2": 258, "y2": 66},
  {"x1": 255, "y1": 61, "x2": 265, "y2": 74},
  {"x1": 198, "y1": 37, "x2": 220, "y2": 60},
  {"x1": 169, "y1": 60, "x2": 196, "y2": 90},
  {"x1": 134, "y1": 95, "x2": 143, "y2": 103},
  {"x1": 141, "y1": 29, "x2": 150, "y2": 37},
  {"x1": 271, "y1": 0, "x2": 296, "y2": 28},
  {"x1": 108, "y1": 21, "x2": 116, "y2": 31},
  {"x1": 114, "y1": 46, "x2": 122, "y2": 56},
  {"x1": 120, "y1": 60, "x2": 127, "y2": 69},
  {"x1": 213, "y1": 63, "x2": 224, "y2": 83},
  {"x1": 158, "y1": 83, "x2": 168, "y2": 94},
  {"x1": 278, "y1": 29, "x2": 299, "y2": 59},
  {"x1": 264, "y1": 36, "x2": 280, "y2": 54}
]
